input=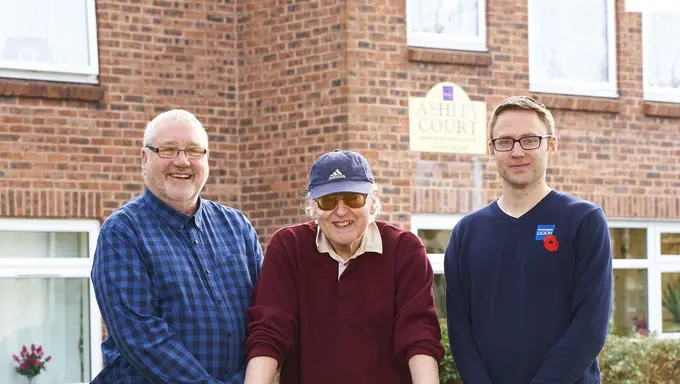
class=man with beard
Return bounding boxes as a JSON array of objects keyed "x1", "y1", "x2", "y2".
[
  {"x1": 91, "y1": 109, "x2": 262, "y2": 383},
  {"x1": 444, "y1": 96, "x2": 613, "y2": 384}
]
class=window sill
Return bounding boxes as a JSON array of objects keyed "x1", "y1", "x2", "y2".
[
  {"x1": 407, "y1": 47, "x2": 492, "y2": 67},
  {"x1": 530, "y1": 93, "x2": 621, "y2": 113},
  {"x1": 0, "y1": 78, "x2": 104, "y2": 102},
  {"x1": 643, "y1": 101, "x2": 680, "y2": 118}
]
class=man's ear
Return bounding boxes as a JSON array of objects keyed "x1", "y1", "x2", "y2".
[
  {"x1": 366, "y1": 194, "x2": 375, "y2": 214},
  {"x1": 141, "y1": 148, "x2": 148, "y2": 176},
  {"x1": 548, "y1": 137, "x2": 558, "y2": 158},
  {"x1": 488, "y1": 141, "x2": 496, "y2": 159}
]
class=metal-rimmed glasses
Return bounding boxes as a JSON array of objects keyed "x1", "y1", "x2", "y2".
[
  {"x1": 145, "y1": 145, "x2": 208, "y2": 159},
  {"x1": 315, "y1": 193, "x2": 368, "y2": 211},
  {"x1": 489, "y1": 135, "x2": 552, "y2": 152}
]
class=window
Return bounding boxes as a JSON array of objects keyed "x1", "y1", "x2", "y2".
[
  {"x1": 657, "y1": 224, "x2": 680, "y2": 336},
  {"x1": 412, "y1": 214, "x2": 680, "y2": 339},
  {"x1": 610, "y1": 226, "x2": 650, "y2": 336},
  {"x1": 406, "y1": 0, "x2": 487, "y2": 52},
  {"x1": 0, "y1": 0, "x2": 99, "y2": 84},
  {"x1": 0, "y1": 219, "x2": 102, "y2": 383},
  {"x1": 528, "y1": 0, "x2": 618, "y2": 98},
  {"x1": 411, "y1": 214, "x2": 462, "y2": 320},
  {"x1": 643, "y1": 13, "x2": 680, "y2": 103}
]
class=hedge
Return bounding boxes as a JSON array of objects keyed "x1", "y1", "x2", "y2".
[{"x1": 438, "y1": 320, "x2": 680, "y2": 383}]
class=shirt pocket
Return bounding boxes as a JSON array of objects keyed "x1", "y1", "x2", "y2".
[{"x1": 221, "y1": 253, "x2": 255, "y2": 304}]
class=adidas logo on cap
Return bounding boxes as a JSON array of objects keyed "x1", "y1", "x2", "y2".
[{"x1": 328, "y1": 169, "x2": 346, "y2": 180}]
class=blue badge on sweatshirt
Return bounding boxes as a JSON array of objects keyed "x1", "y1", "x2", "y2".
[{"x1": 535, "y1": 225, "x2": 555, "y2": 240}]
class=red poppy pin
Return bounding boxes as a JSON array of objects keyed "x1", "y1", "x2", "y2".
[{"x1": 543, "y1": 234, "x2": 559, "y2": 252}]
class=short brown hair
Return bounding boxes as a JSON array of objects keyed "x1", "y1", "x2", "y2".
[{"x1": 488, "y1": 96, "x2": 555, "y2": 139}]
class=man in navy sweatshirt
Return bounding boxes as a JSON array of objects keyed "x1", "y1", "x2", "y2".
[{"x1": 444, "y1": 96, "x2": 613, "y2": 384}]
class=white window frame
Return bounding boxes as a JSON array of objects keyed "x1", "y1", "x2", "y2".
[
  {"x1": 412, "y1": 214, "x2": 680, "y2": 339},
  {"x1": 655, "y1": 223, "x2": 680, "y2": 338},
  {"x1": 527, "y1": 0, "x2": 618, "y2": 98},
  {"x1": 642, "y1": 13, "x2": 680, "y2": 103},
  {"x1": 0, "y1": 218, "x2": 103, "y2": 381},
  {"x1": 406, "y1": 0, "x2": 487, "y2": 52},
  {"x1": 0, "y1": 0, "x2": 99, "y2": 84},
  {"x1": 411, "y1": 214, "x2": 464, "y2": 274}
]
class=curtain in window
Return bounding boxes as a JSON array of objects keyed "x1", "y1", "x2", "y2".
[
  {"x1": 411, "y1": 0, "x2": 479, "y2": 36},
  {"x1": 531, "y1": 0, "x2": 609, "y2": 82},
  {"x1": 0, "y1": 232, "x2": 90, "y2": 383},
  {"x1": 646, "y1": 14, "x2": 680, "y2": 89},
  {"x1": 0, "y1": 0, "x2": 91, "y2": 68}
]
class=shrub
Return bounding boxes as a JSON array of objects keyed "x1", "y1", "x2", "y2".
[
  {"x1": 598, "y1": 334, "x2": 680, "y2": 384},
  {"x1": 438, "y1": 319, "x2": 462, "y2": 384},
  {"x1": 438, "y1": 321, "x2": 680, "y2": 383}
]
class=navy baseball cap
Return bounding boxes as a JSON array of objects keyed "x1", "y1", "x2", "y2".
[{"x1": 308, "y1": 150, "x2": 374, "y2": 199}]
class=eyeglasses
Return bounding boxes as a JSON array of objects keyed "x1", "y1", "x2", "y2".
[
  {"x1": 489, "y1": 135, "x2": 552, "y2": 152},
  {"x1": 145, "y1": 145, "x2": 208, "y2": 159},
  {"x1": 315, "y1": 193, "x2": 367, "y2": 211}
]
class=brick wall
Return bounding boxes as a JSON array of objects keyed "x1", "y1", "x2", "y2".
[
  {"x1": 237, "y1": 0, "x2": 349, "y2": 241},
  {"x1": 344, "y1": 0, "x2": 680, "y2": 223},
  {"x1": 0, "y1": 0, "x2": 240, "y2": 220},
  {"x1": 1, "y1": 0, "x2": 679, "y2": 247}
]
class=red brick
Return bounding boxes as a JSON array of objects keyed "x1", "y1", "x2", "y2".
[{"x1": 0, "y1": 0, "x2": 678, "y2": 246}]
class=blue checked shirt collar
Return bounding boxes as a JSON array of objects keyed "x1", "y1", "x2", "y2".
[{"x1": 142, "y1": 187, "x2": 205, "y2": 231}]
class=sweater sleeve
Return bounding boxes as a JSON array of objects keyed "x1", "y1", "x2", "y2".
[
  {"x1": 444, "y1": 225, "x2": 494, "y2": 384},
  {"x1": 530, "y1": 208, "x2": 613, "y2": 383},
  {"x1": 393, "y1": 232, "x2": 446, "y2": 364},
  {"x1": 245, "y1": 230, "x2": 299, "y2": 365}
]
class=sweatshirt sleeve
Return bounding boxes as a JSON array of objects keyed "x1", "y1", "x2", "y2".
[
  {"x1": 530, "y1": 208, "x2": 613, "y2": 383},
  {"x1": 393, "y1": 232, "x2": 446, "y2": 364},
  {"x1": 444, "y1": 224, "x2": 494, "y2": 384},
  {"x1": 245, "y1": 230, "x2": 299, "y2": 365}
]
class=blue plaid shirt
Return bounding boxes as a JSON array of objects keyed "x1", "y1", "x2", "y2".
[{"x1": 91, "y1": 188, "x2": 263, "y2": 383}]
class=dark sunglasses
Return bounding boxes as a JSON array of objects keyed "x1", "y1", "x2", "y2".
[{"x1": 315, "y1": 193, "x2": 368, "y2": 211}]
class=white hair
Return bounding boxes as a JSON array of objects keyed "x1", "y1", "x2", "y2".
[
  {"x1": 303, "y1": 184, "x2": 383, "y2": 221},
  {"x1": 142, "y1": 109, "x2": 208, "y2": 146}
]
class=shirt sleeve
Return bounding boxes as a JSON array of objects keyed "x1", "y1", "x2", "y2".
[
  {"x1": 241, "y1": 213, "x2": 264, "y2": 283},
  {"x1": 245, "y1": 230, "x2": 299, "y2": 364},
  {"x1": 393, "y1": 233, "x2": 446, "y2": 364},
  {"x1": 530, "y1": 208, "x2": 613, "y2": 383},
  {"x1": 444, "y1": 226, "x2": 494, "y2": 384},
  {"x1": 91, "y1": 221, "x2": 225, "y2": 384}
]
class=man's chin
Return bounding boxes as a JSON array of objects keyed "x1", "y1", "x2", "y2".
[
  {"x1": 500, "y1": 174, "x2": 533, "y2": 188},
  {"x1": 164, "y1": 189, "x2": 197, "y2": 202}
]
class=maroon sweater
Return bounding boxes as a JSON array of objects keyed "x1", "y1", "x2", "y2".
[{"x1": 246, "y1": 221, "x2": 444, "y2": 384}]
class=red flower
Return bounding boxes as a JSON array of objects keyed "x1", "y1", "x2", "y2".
[
  {"x1": 543, "y1": 235, "x2": 559, "y2": 252},
  {"x1": 13, "y1": 344, "x2": 51, "y2": 378}
]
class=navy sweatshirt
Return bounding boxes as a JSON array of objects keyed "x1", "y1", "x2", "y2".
[{"x1": 444, "y1": 190, "x2": 612, "y2": 384}]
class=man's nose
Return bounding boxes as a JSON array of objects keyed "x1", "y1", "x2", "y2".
[
  {"x1": 334, "y1": 199, "x2": 349, "y2": 215},
  {"x1": 510, "y1": 141, "x2": 525, "y2": 157},
  {"x1": 173, "y1": 150, "x2": 191, "y2": 165}
]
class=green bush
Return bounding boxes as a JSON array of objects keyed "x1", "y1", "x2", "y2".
[
  {"x1": 438, "y1": 321, "x2": 680, "y2": 383},
  {"x1": 438, "y1": 319, "x2": 462, "y2": 384},
  {"x1": 598, "y1": 334, "x2": 680, "y2": 384},
  {"x1": 662, "y1": 280, "x2": 680, "y2": 325}
]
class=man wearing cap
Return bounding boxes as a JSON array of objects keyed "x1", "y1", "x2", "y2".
[{"x1": 244, "y1": 150, "x2": 444, "y2": 384}]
